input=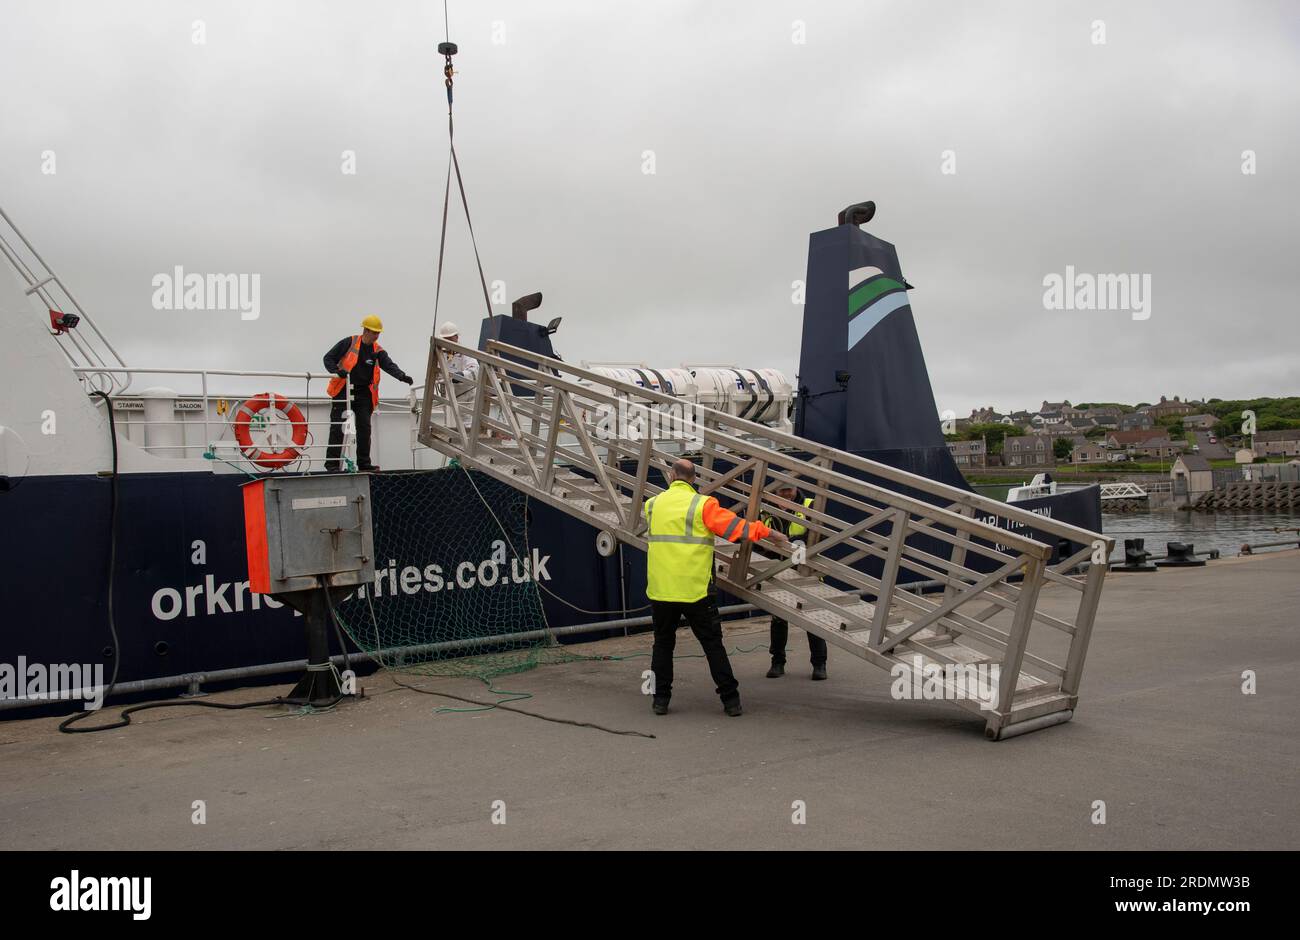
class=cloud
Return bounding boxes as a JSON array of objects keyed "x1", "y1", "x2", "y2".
[{"x1": 1, "y1": 0, "x2": 1296, "y2": 416}]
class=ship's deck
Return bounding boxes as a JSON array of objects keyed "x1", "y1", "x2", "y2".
[{"x1": 2, "y1": 551, "x2": 1297, "y2": 850}]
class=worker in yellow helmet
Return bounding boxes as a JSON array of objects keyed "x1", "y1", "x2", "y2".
[
  {"x1": 323, "y1": 315, "x2": 413, "y2": 472},
  {"x1": 644, "y1": 458, "x2": 789, "y2": 717}
]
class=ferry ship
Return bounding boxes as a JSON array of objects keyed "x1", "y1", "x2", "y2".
[{"x1": 0, "y1": 200, "x2": 1101, "y2": 711}]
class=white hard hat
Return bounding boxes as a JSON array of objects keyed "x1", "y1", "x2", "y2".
[{"x1": 436, "y1": 321, "x2": 460, "y2": 340}]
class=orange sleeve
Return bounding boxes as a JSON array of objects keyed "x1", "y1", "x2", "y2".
[{"x1": 701, "y1": 496, "x2": 771, "y2": 542}]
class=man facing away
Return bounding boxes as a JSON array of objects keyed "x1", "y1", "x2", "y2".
[
  {"x1": 434, "y1": 320, "x2": 479, "y2": 468},
  {"x1": 644, "y1": 459, "x2": 789, "y2": 717},
  {"x1": 761, "y1": 484, "x2": 828, "y2": 680},
  {"x1": 435, "y1": 320, "x2": 478, "y2": 385},
  {"x1": 323, "y1": 315, "x2": 413, "y2": 472}
]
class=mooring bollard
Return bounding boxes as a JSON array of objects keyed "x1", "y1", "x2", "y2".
[
  {"x1": 1155, "y1": 542, "x2": 1207, "y2": 568},
  {"x1": 1112, "y1": 537, "x2": 1157, "y2": 572}
]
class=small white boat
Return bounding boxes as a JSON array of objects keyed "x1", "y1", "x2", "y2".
[{"x1": 1007, "y1": 472, "x2": 1057, "y2": 502}]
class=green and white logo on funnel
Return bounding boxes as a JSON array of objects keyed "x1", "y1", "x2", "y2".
[{"x1": 847, "y1": 266, "x2": 910, "y2": 350}]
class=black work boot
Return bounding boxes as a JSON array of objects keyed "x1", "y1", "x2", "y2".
[
  {"x1": 652, "y1": 697, "x2": 670, "y2": 716},
  {"x1": 766, "y1": 662, "x2": 785, "y2": 678},
  {"x1": 811, "y1": 663, "x2": 828, "y2": 681},
  {"x1": 723, "y1": 698, "x2": 743, "y2": 717}
]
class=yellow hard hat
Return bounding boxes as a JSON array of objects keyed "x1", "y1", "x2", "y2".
[{"x1": 361, "y1": 314, "x2": 384, "y2": 332}]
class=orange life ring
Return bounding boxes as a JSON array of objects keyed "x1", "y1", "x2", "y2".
[{"x1": 233, "y1": 393, "x2": 308, "y2": 469}]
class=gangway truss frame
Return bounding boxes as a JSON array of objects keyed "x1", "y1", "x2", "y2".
[{"x1": 418, "y1": 337, "x2": 1113, "y2": 739}]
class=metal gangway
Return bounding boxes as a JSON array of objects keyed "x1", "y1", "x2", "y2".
[
  {"x1": 1099, "y1": 482, "x2": 1149, "y2": 501},
  {"x1": 418, "y1": 337, "x2": 1113, "y2": 739}
]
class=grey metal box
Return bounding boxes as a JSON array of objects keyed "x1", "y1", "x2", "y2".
[{"x1": 243, "y1": 473, "x2": 375, "y2": 594}]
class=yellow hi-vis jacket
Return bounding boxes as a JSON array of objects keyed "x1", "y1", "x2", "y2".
[
  {"x1": 761, "y1": 497, "x2": 813, "y2": 538},
  {"x1": 644, "y1": 480, "x2": 771, "y2": 603}
]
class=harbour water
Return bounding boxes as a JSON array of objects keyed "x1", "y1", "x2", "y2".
[
  {"x1": 1099, "y1": 510, "x2": 1300, "y2": 559},
  {"x1": 971, "y1": 485, "x2": 1298, "y2": 558}
]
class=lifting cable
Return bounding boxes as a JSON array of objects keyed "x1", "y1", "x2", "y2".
[{"x1": 431, "y1": 0, "x2": 493, "y2": 344}]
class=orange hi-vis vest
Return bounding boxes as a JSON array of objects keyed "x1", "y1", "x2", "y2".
[{"x1": 326, "y1": 335, "x2": 383, "y2": 407}]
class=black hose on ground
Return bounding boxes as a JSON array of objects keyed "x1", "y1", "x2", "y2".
[{"x1": 58, "y1": 391, "x2": 338, "y2": 732}]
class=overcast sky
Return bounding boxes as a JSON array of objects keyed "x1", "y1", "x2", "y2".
[{"x1": 2, "y1": 0, "x2": 1297, "y2": 416}]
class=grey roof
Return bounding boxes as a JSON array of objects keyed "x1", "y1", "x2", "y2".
[{"x1": 1177, "y1": 454, "x2": 1212, "y2": 471}]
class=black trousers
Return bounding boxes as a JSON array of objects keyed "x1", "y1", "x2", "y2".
[
  {"x1": 326, "y1": 393, "x2": 374, "y2": 470},
  {"x1": 650, "y1": 590, "x2": 739, "y2": 704},
  {"x1": 770, "y1": 617, "x2": 828, "y2": 667}
]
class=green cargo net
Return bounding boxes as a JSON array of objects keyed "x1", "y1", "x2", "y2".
[{"x1": 333, "y1": 468, "x2": 584, "y2": 681}]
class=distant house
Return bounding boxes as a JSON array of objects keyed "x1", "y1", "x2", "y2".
[
  {"x1": 1147, "y1": 396, "x2": 1199, "y2": 420},
  {"x1": 1132, "y1": 439, "x2": 1183, "y2": 460},
  {"x1": 1106, "y1": 429, "x2": 1170, "y2": 448},
  {"x1": 1062, "y1": 417, "x2": 1099, "y2": 434},
  {"x1": 1003, "y1": 435, "x2": 1054, "y2": 468},
  {"x1": 1071, "y1": 442, "x2": 1111, "y2": 464},
  {"x1": 1182, "y1": 414, "x2": 1217, "y2": 430},
  {"x1": 1105, "y1": 429, "x2": 1179, "y2": 460},
  {"x1": 1171, "y1": 454, "x2": 1214, "y2": 503},
  {"x1": 1033, "y1": 411, "x2": 1066, "y2": 427},
  {"x1": 968, "y1": 406, "x2": 1006, "y2": 424},
  {"x1": 946, "y1": 439, "x2": 987, "y2": 469},
  {"x1": 1039, "y1": 400, "x2": 1072, "y2": 414},
  {"x1": 1252, "y1": 428, "x2": 1300, "y2": 458},
  {"x1": 1118, "y1": 411, "x2": 1155, "y2": 431}
]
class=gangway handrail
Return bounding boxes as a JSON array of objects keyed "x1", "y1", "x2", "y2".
[
  {"x1": 485, "y1": 338, "x2": 1106, "y2": 550},
  {"x1": 471, "y1": 341, "x2": 1051, "y2": 555}
]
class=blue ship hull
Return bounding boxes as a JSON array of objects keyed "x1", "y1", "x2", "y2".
[{"x1": 2, "y1": 468, "x2": 638, "y2": 697}]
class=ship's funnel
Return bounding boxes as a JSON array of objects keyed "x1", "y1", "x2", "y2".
[
  {"x1": 477, "y1": 312, "x2": 560, "y2": 396},
  {"x1": 793, "y1": 204, "x2": 1102, "y2": 548},
  {"x1": 477, "y1": 313, "x2": 558, "y2": 359},
  {"x1": 795, "y1": 209, "x2": 939, "y2": 453}
]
